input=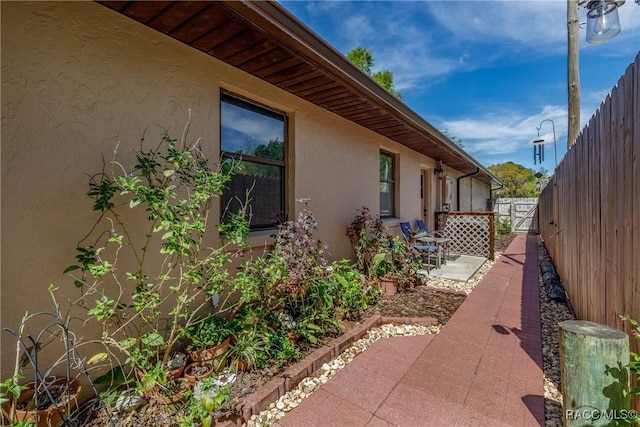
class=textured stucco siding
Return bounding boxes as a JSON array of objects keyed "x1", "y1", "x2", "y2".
[
  {"x1": 1, "y1": 1, "x2": 487, "y2": 378},
  {"x1": 458, "y1": 177, "x2": 491, "y2": 211}
]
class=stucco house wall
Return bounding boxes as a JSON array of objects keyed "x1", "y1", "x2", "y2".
[
  {"x1": 1, "y1": 2, "x2": 489, "y2": 377},
  {"x1": 458, "y1": 177, "x2": 491, "y2": 212}
]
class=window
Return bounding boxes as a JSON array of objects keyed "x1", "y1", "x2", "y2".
[
  {"x1": 220, "y1": 92, "x2": 286, "y2": 229},
  {"x1": 380, "y1": 151, "x2": 395, "y2": 218}
]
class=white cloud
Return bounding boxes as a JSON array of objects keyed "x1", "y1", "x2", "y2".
[
  {"x1": 427, "y1": 0, "x2": 638, "y2": 54},
  {"x1": 426, "y1": 1, "x2": 567, "y2": 47},
  {"x1": 342, "y1": 14, "x2": 375, "y2": 42},
  {"x1": 437, "y1": 104, "x2": 568, "y2": 164}
]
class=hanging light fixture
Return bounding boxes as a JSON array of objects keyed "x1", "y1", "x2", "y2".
[
  {"x1": 434, "y1": 164, "x2": 445, "y2": 180},
  {"x1": 567, "y1": 0, "x2": 636, "y2": 147},
  {"x1": 581, "y1": 0, "x2": 625, "y2": 44}
]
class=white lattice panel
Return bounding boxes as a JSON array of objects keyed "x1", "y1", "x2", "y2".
[{"x1": 436, "y1": 212, "x2": 494, "y2": 258}]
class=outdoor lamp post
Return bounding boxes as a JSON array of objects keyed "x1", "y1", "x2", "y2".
[
  {"x1": 533, "y1": 119, "x2": 558, "y2": 168},
  {"x1": 567, "y1": 0, "x2": 634, "y2": 147}
]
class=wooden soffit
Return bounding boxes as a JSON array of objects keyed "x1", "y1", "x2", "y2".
[{"x1": 97, "y1": 0, "x2": 500, "y2": 185}]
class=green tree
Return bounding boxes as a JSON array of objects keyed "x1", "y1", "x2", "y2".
[
  {"x1": 441, "y1": 128, "x2": 464, "y2": 148},
  {"x1": 347, "y1": 47, "x2": 404, "y2": 100},
  {"x1": 347, "y1": 46, "x2": 373, "y2": 74},
  {"x1": 488, "y1": 162, "x2": 538, "y2": 198}
]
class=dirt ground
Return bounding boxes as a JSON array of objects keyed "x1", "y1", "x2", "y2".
[{"x1": 84, "y1": 234, "x2": 517, "y2": 426}]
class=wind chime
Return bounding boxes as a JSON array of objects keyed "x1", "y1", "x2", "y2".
[{"x1": 533, "y1": 137, "x2": 545, "y2": 165}]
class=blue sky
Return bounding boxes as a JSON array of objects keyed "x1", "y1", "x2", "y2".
[{"x1": 279, "y1": 1, "x2": 640, "y2": 174}]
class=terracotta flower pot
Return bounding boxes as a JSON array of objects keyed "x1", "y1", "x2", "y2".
[
  {"x1": 155, "y1": 378, "x2": 190, "y2": 405},
  {"x1": 11, "y1": 377, "x2": 81, "y2": 427},
  {"x1": 183, "y1": 362, "x2": 214, "y2": 385},
  {"x1": 187, "y1": 336, "x2": 231, "y2": 369},
  {"x1": 166, "y1": 352, "x2": 187, "y2": 379},
  {"x1": 380, "y1": 276, "x2": 399, "y2": 295},
  {"x1": 232, "y1": 359, "x2": 250, "y2": 372},
  {"x1": 287, "y1": 332, "x2": 302, "y2": 345}
]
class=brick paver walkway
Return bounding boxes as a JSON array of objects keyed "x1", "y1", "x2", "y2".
[{"x1": 278, "y1": 234, "x2": 544, "y2": 426}]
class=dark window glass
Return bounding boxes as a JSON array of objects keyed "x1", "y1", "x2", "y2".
[
  {"x1": 221, "y1": 93, "x2": 286, "y2": 229},
  {"x1": 380, "y1": 151, "x2": 395, "y2": 218}
]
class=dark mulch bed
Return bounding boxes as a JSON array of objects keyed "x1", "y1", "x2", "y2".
[
  {"x1": 495, "y1": 232, "x2": 517, "y2": 253},
  {"x1": 362, "y1": 286, "x2": 466, "y2": 324}
]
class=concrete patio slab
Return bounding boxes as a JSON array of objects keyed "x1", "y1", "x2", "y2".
[{"x1": 420, "y1": 254, "x2": 486, "y2": 281}]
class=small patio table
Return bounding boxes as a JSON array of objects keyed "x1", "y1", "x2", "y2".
[{"x1": 413, "y1": 231, "x2": 450, "y2": 265}]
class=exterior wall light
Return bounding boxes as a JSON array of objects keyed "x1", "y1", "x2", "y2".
[{"x1": 434, "y1": 165, "x2": 445, "y2": 180}]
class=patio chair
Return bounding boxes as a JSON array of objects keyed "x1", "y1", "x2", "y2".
[
  {"x1": 399, "y1": 221, "x2": 442, "y2": 270},
  {"x1": 416, "y1": 219, "x2": 447, "y2": 237},
  {"x1": 415, "y1": 219, "x2": 450, "y2": 263}
]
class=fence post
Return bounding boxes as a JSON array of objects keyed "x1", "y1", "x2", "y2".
[
  {"x1": 510, "y1": 199, "x2": 515, "y2": 232},
  {"x1": 559, "y1": 320, "x2": 630, "y2": 426},
  {"x1": 488, "y1": 213, "x2": 495, "y2": 260}
]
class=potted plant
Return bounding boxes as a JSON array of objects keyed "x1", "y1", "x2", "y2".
[
  {"x1": 183, "y1": 361, "x2": 214, "y2": 385},
  {"x1": 6, "y1": 376, "x2": 81, "y2": 427},
  {"x1": 368, "y1": 237, "x2": 424, "y2": 295},
  {"x1": 163, "y1": 352, "x2": 187, "y2": 380},
  {"x1": 181, "y1": 315, "x2": 232, "y2": 369},
  {"x1": 228, "y1": 331, "x2": 267, "y2": 372},
  {"x1": 133, "y1": 348, "x2": 187, "y2": 392},
  {"x1": 370, "y1": 248, "x2": 399, "y2": 295},
  {"x1": 154, "y1": 377, "x2": 190, "y2": 405},
  {"x1": 345, "y1": 207, "x2": 388, "y2": 275}
]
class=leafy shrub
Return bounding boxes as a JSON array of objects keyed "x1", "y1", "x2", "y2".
[
  {"x1": 345, "y1": 207, "x2": 387, "y2": 274},
  {"x1": 496, "y1": 219, "x2": 512, "y2": 235},
  {"x1": 181, "y1": 315, "x2": 233, "y2": 350},
  {"x1": 330, "y1": 259, "x2": 379, "y2": 313},
  {"x1": 65, "y1": 118, "x2": 249, "y2": 381}
]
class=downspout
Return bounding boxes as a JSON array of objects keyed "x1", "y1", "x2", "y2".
[
  {"x1": 457, "y1": 167, "x2": 479, "y2": 210},
  {"x1": 489, "y1": 183, "x2": 504, "y2": 211},
  {"x1": 490, "y1": 183, "x2": 504, "y2": 200}
]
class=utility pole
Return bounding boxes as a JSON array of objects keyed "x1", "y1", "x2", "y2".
[{"x1": 567, "y1": 0, "x2": 581, "y2": 149}]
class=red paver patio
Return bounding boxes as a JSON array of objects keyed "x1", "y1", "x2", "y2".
[{"x1": 277, "y1": 235, "x2": 544, "y2": 426}]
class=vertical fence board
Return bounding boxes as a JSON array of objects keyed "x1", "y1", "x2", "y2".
[
  {"x1": 630, "y1": 57, "x2": 640, "y2": 361},
  {"x1": 606, "y1": 93, "x2": 618, "y2": 327},
  {"x1": 574, "y1": 124, "x2": 585, "y2": 319},
  {"x1": 539, "y1": 53, "x2": 640, "y2": 374},
  {"x1": 576, "y1": 120, "x2": 597, "y2": 322},
  {"x1": 588, "y1": 113, "x2": 604, "y2": 324},
  {"x1": 616, "y1": 78, "x2": 631, "y2": 334}
]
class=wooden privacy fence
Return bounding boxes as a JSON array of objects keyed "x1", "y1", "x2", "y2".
[
  {"x1": 538, "y1": 53, "x2": 639, "y2": 344},
  {"x1": 435, "y1": 211, "x2": 495, "y2": 259},
  {"x1": 492, "y1": 198, "x2": 539, "y2": 233}
]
